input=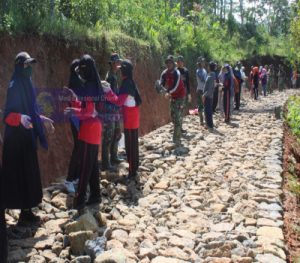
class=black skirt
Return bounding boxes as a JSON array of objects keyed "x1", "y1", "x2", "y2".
[{"x1": 1, "y1": 126, "x2": 42, "y2": 209}]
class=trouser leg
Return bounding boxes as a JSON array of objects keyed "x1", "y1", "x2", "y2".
[
  {"x1": 197, "y1": 91, "x2": 204, "y2": 125},
  {"x1": 212, "y1": 86, "x2": 218, "y2": 112},
  {"x1": 171, "y1": 99, "x2": 184, "y2": 145},
  {"x1": 235, "y1": 85, "x2": 241, "y2": 110},
  {"x1": 124, "y1": 129, "x2": 139, "y2": 176},
  {"x1": 101, "y1": 122, "x2": 114, "y2": 169},
  {"x1": 89, "y1": 147, "x2": 100, "y2": 199},
  {"x1": 67, "y1": 123, "x2": 79, "y2": 182},
  {"x1": 110, "y1": 121, "x2": 122, "y2": 161},
  {"x1": 204, "y1": 97, "x2": 213, "y2": 128},
  {"x1": 75, "y1": 141, "x2": 99, "y2": 207},
  {"x1": 224, "y1": 89, "x2": 230, "y2": 122}
]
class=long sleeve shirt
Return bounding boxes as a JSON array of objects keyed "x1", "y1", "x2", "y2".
[
  {"x1": 104, "y1": 78, "x2": 140, "y2": 129},
  {"x1": 70, "y1": 98, "x2": 101, "y2": 145},
  {"x1": 196, "y1": 68, "x2": 207, "y2": 92},
  {"x1": 177, "y1": 67, "x2": 190, "y2": 95},
  {"x1": 203, "y1": 72, "x2": 216, "y2": 99}
]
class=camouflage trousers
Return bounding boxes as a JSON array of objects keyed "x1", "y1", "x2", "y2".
[
  {"x1": 102, "y1": 120, "x2": 122, "y2": 165},
  {"x1": 170, "y1": 98, "x2": 184, "y2": 145},
  {"x1": 196, "y1": 90, "x2": 204, "y2": 112},
  {"x1": 278, "y1": 78, "x2": 285, "y2": 91}
]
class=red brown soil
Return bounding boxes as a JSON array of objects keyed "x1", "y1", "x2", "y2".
[
  {"x1": 282, "y1": 124, "x2": 300, "y2": 262},
  {"x1": 0, "y1": 33, "x2": 172, "y2": 186}
]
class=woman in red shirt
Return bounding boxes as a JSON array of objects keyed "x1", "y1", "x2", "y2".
[
  {"x1": 64, "y1": 55, "x2": 103, "y2": 210},
  {"x1": 103, "y1": 60, "x2": 142, "y2": 181}
]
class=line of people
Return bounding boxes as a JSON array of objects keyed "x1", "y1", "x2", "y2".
[
  {"x1": 158, "y1": 55, "x2": 246, "y2": 145},
  {"x1": 159, "y1": 55, "x2": 294, "y2": 147}
]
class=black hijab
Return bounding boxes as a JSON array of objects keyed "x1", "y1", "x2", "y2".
[
  {"x1": 76, "y1": 54, "x2": 103, "y2": 102},
  {"x1": 4, "y1": 58, "x2": 48, "y2": 150},
  {"x1": 68, "y1": 59, "x2": 83, "y2": 96},
  {"x1": 120, "y1": 59, "x2": 142, "y2": 106}
]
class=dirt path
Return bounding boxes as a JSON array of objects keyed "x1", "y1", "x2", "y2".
[{"x1": 6, "y1": 90, "x2": 300, "y2": 263}]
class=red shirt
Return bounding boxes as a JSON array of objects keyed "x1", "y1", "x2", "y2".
[
  {"x1": 160, "y1": 68, "x2": 186, "y2": 99},
  {"x1": 71, "y1": 99, "x2": 102, "y2": 145},
  {"x1": 105, "y1": 91, "x2": 140, "y2": 129}
]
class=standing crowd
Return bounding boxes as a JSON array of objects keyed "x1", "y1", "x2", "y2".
[{"x1": 0, "y1": 51, "x2": 295, "y2": 262}]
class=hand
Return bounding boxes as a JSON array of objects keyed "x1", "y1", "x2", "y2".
[
  {"x1": 92, "y1": 109, "x2": 98, "y2": 118},
  {"x1": 202, "y1": 96, "x2": 206, "y2": 105},
  {"x1": 165, "y1": 93, "x2": 171, "y2": 99},
  {"x1": 62, "y1": 86, "x2": 77, "y2": 101},
  {"x1": 21, "y1": 115, "x2": 32, "y2": 129},
  {"x1": 101, "y1": 81, "x2": 112, "y2": 93},
  {"x1": 41, "y1": 116, "x2": 55, "y2": 134},
  {"x1": 188, "y1": 94, "x2": 192, "y2": 103}
]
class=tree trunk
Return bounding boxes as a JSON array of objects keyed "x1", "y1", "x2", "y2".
[
  {"x1": 220, "y1": 0, "x2": 223, "y2": 21},
  {"x1": 239, "y1": 0, "x2": 244, "y2": 24}
]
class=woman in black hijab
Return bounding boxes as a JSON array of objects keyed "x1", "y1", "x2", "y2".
[
  {"x1": 1, "y1": 52, "x2": 54, "y2": 224},
  {"x1": 103, "y1": 59, "x2": 142, "y2": 181},
  {"x1": 64, "y1": 54, "x2": 103, "y2": 210}
]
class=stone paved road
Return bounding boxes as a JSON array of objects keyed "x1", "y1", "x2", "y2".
[{"x1": 6, "y1": 90, "x2": 299, "y2": 263}]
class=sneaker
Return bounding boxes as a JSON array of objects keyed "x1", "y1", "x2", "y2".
[
  {"x1": 111, "y1": 157, "x2": 124, "y2": 165},
  {"x1": 72, "y1": 179, "x2": 79, "y2": 185},
  {"x1": 64, "y1": 180, "x2": 75, "y2": 194}
]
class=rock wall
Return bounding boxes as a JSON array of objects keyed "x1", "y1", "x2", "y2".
[{"x1": 0, "y1": 34, "x2": 171, "y2": 186}]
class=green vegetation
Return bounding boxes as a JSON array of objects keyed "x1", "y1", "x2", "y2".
[
  {"x1": 0, "y1": 0, "x2": 296, "y2": 64},
  {"x1": 286, "y1": 96, "x2": 300, "y2": 138},
  {"x1": 288, "y1": 173, "x2": 300, "y2": 199},
  {"x1": 286, "y1": 96, "x2": 300, "y2": 201}
]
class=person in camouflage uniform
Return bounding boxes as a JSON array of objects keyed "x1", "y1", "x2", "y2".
[
  {"x1": 160, "y1": 55, "x2": 186, "y2": 146},
  {"x1": 278, "y1": 65, "x2": 285, "y2": 92},
  {"x1": 176, "y1": 55, "x2": 191, "y2": 117},
  {"x1": 267, "y1": 65, "x2": 275, "y2": 94},
  {"x1": 101, "y1": 53, "x2": 123, "y2": 171}
]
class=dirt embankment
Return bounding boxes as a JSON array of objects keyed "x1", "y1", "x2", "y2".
[
  {"x1": 282, "y1": 124, "x2": 300, "y2": 262},
  {"x1": 0, "y1": 34, "x2": 171, "y2": 186}
]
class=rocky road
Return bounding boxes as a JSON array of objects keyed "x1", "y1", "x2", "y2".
[{"x1": 6, "y1": 90, "x2": 299, "y2": 263}]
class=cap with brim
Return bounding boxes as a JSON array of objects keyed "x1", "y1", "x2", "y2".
[
  {"x1": 197, "y1": 57, "x2": 205, "y2": 64},
  {"x1": 165, "y1": 55, "x2": 175, "y2": 64},
  {"x1": 15, "y1": 52, "x2": 37, "y2": 65},
  {"x1": 109, "y1": 53, "x2": 122, "y2": 64},
  {"x1": 177, "y1": 55, "x2": 184, "y2": 62}
]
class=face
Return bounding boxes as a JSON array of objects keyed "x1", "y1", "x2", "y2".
[
  {"x1": 111, "y1": 61, "x2": 121, "y2": 71},
  {"x1": 177, "y1": 60, "x2": 184, "y2": 68},
  {"x1": 166, "y1": 61, "x2": 175, "y2": 70}
]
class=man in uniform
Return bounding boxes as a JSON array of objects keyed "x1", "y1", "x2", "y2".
[
  {"x1": 101, "y1": 53, "x2": 123, "y2": 171},
  {"x1": 160, "y1": 55, "x2": 186, "y2": 147},
  {"x1": 176, "y1": 55, "x2": 191, "y2": 115}
]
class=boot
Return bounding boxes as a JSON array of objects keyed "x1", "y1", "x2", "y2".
[
  {"x1": 102, "y1": 144, "x2": 117, "y2": 171},
  {"x1": 18, "y1": 209, "x2": 40, "y2": 226},
  {"x1": 110, "y1": 132, "x2": 123, "y2": 165}
]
